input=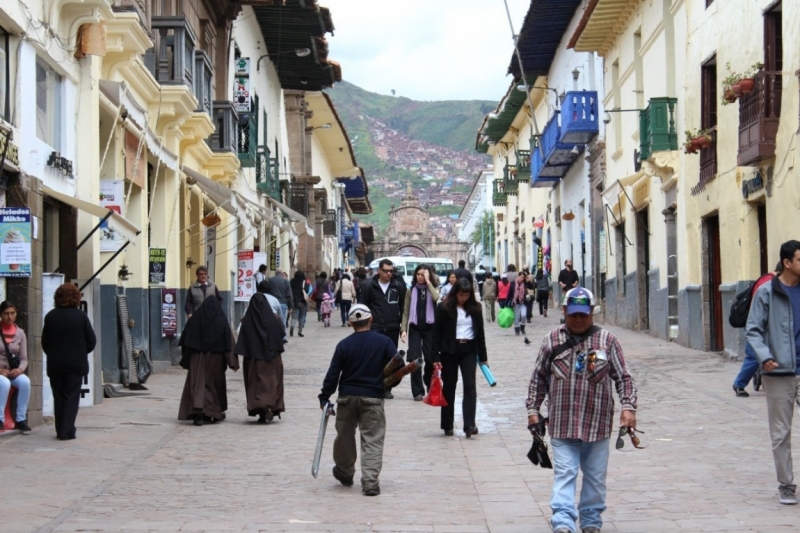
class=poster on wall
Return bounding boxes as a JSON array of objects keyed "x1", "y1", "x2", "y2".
[
  {"x1": 205, "y1": 226, "x2": 216, "y2": 282},
  {"x1": 0, "y1": 207, "x2": 32, "y2": 277},
  {"x1": 236, "y1": 250, "x2": 255, "y2": 302},
  {"x1": 99, "y1": 180, "x2": 126, "y2": 252},
  {"x1": 161, "y1": 288, "x2": 178, "y2": 338},
  {"x1": 149, "y1": 248, "x2": 167, "y2": 285}
]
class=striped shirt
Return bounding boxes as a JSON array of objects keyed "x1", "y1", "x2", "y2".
[{"x1": 526, "y1": 325, "x2": 637, "y2": 442}]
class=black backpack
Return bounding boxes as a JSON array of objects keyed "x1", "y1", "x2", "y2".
[{"x1": 728, "y1": 283, "x2": 755, "y2": 328}]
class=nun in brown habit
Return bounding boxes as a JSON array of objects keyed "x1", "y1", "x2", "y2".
[
  {"x1": 178, "y1": 297, "x2": 239, "y2": 426},
  {"x1": 235, "y1": 289, "x2": 286, "y2": 423}
]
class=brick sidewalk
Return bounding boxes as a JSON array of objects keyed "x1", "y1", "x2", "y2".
[{"x1": 3, "y1": 312, "x2": 800, "y2": 532}]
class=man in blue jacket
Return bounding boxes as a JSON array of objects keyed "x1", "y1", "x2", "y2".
[
  {"x1": 319, "y1": 304, "x2": 396, "y2": 496},
  {"x1": 746, "y1": 240, "x2": 800, "y2": 505}
]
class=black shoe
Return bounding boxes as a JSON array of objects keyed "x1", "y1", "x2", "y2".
[
  {"x1": 364, "y1": 486, "x2": 380, "y2": 496},
  {"x1": 16, "y1": 419, "x2": 31, "y2": 434},
  {"x1": 465, "y1": 427, "x2": 479, "y2": 438},
  {"x1": 384, "y1": 391, "x2": 394, "y2": 399},
  {"x1": 414, "y1": 395, "x2": 424, "y2": 401},
  {"x1": 264, "y1": 408, "x2": 275, "y2": 422},
  {"x1": 733, "y1": 385, "x2": 750, "y2": 397},
  {"x1": 298, "y1": 331, "x2": 304, "y2": 337},
  {"x1": 332, "y1": 466, "x2": 354, "y2": 486},
  {"x1": 257, "y1": 413, "x2": 267, "y2": 424},
  {"x1": 444, "y1": 429, "x2": 454, "y2": 436},
  {"x1": 193, "y1": 417, "x2": 204, "y2": 426},
  {"x1": 289, "y1": 327, "x2": 294, "y2": 337}
]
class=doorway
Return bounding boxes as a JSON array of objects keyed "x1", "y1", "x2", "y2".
[
  {"x1": 757, "y1": 204, "x2": 768, "y2": 274},
  {"x1": 705, "y1": 215, "x2": 724, "y2": 351},
  {"x1": 635, "y1": 208, "x2": 650, "y2": 330}
]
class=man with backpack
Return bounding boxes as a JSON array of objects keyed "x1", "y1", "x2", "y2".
[
  {"x1": 746, "y1": 240, "x2": 800, "y2": 505},
  {"x1": 731, "y1": 262, "x2": 782, "y2": 397}
]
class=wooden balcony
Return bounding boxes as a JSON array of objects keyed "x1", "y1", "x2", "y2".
[
  {"x1": 738, "y1": 70, "x2": 781, "y2": 166},
  {"x1": 237, "y1": 113, "x2": 257, "y2": 167},
  {"x1": 639, "y1": 97, "x2": 678, "y2": 161},
  {"x1": 492, "y1": 181, "x2": 507, "y2": 206},
  {"x1": 112, "y1": 0, "x2": 150, "y2": 33},
  {"x1": 256, "y1": 145, "x2": 281, "y2": 201},
  {"x1": 516, "y1": 148, "x2": 531, "y2": 179},
  {"x1": 208, "y1": 101, "x2": 238, "y2": 154},
  {"x1": 150, "y1": 16, "x2": 197, "y2": 90},
  {"x1": 194, "y1": 50, "x2": 213, "y2": 115},
  {"x1": 504, "y1": 164, "x2": 519, "y2": 196},
  {"x1": 289, "y1": 183, "x2": 309, "y2": 217}
]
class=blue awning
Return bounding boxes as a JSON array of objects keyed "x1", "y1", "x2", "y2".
[
  {"x1": 508, "y1": 0, "x2": 583, "y2": 81},
  {"x1": 335, "y1": 176, "x2": 371, "y2": 214}
]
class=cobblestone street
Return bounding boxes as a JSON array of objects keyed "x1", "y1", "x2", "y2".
[{"x1": 4, "y1": 312, "x2": 800, "y2": 533}]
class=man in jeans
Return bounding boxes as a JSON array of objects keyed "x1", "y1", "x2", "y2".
[
  {"x1": 319, "y1": 304, "x2": 396, "y2": 496},
  {"x1": 527, "y1": 287, "x2": 638, "y2": 533},
  {"x1": 747, "y1": 240, "x2": 800, "y2": 505},
  {"x1": 269, "y1": 268, "x2": 294, "y2": 327}
]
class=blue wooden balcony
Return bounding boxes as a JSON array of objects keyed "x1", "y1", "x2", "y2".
[
  {"x1": 531, "y1": 112, "x2": 581, "y2": 187},
  {"x1": 560, "y1": 91, "x2": 599, "y2": 144}
]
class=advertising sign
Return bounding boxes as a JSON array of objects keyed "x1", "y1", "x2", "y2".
[
  {"x1": 149, "y1": 248, "x2": 167, "y2": 285},
  {"x1": 233, "y1": 76, "x2": 251, "y2": 113},
  {"x1": 161, "y1": 288, "x2": 178, "y2": 338},
  {"x1": 99, "y1": 180, "x2": 126, "y2": 252},
  {"x1": 236, "y1": 250, "x2": 255, "y2": 302},
  {"x1": 206, "y1": 225, "x2": 216, "y2": 282},
  {"x1": 0, "y1": 207, "x2": 31, "y2": 277},
  {"x1": 235, "y1": 57, "x2": 251, "y2": 76},
  {"x1": 269, "y1": 240, "x2": 277, "y2": 270}
]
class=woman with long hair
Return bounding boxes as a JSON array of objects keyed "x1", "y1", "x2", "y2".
[
  {"x1": 400, "y1": 264, "x2": 440, "y2": 401},
  {"x1": 439, "y1": 270, "x2": 458, "y2": 302},
  {"x1": 338, "y1": 273, "x2": 356, "y2": 327},
  {"x1": 432, "y1": 278, "x2": 488, "y2": 437},
  {"x1": 503, "y1": 270, "x2": 530, "y2": 344},
  {"x1": 289, "y1": 270, "x2": 308, "y2": 337}
]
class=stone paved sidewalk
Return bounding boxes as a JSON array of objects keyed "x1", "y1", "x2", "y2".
[{"x1": 3, "y1": 311, "x2": 800, "y2": 532}]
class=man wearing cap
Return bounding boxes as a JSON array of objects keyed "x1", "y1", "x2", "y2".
[
  {"x1": 526, "y1": 287, "x2": 638, "y2": 533},
  {"x1": 318, "y1": 304, "x2": 396, "y2": 497}
]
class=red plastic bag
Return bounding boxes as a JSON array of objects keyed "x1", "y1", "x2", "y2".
[{"x1": 423, "y1": 363, "x2": 448, "y2": 407}]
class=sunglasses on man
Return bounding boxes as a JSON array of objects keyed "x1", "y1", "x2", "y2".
[
  {"x1": 380, "y1": 268, "x2": 395, "y2": 273},
  {"x1": 616, "y1": 426, "x2": 646, "y2": 450}
]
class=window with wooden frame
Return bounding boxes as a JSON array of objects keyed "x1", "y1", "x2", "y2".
[{"x1": 695, "y1": 57, "x2": 717, "y2": 194}]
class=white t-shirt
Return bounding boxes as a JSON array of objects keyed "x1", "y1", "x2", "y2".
[
  {"x1": 379, "y1": 280, "x2": 390, "y2": 294},
  {"x1": 456, "y1": 307, "x2": 475, "y2": 339}
]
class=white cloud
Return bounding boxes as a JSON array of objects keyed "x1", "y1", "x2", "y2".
[{"x1": 322, "y1": 0, "x2": 532, "y2": 102}]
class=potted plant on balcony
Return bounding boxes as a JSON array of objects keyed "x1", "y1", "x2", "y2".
[
  {"x1": 738, "y1": 62, "x2": 764, "y2": 94},
  {"x1": 721, "y1": 63, "x2": 741, "y2": 105},
  {"x1": 684, "y1": 130, "x2": 700, "y2": 154}
]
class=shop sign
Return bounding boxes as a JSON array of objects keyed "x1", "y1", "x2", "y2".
[
  {"x1": 0, "y1": 207, "x2": 31, "y2": 277},
  {"x1": 99, "y1": 180, "x2": 126, "y2": 252},
  {"x1": 161, "y1": 288, "x2": 178, "y2": 338},
  {"x1": 234, "y1": 76, "x2": 251, "y2": 113},
  {"x1": 148, "y1": 248, "x2": 167, "y2": 285},
  {"x1": 0, "y1": 131, "x2": 20, "y2": 167},
  {"x1": 235, "y1": 58, "x2": 250, "y2": 76},
  {"x1": 236, "y1": 250, "x2": 267, "y2": 302},
  {"x1": 742, "y1": 173, "x2": 764, "y2": 199}
]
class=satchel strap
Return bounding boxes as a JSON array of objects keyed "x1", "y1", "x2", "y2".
[{"x1": 550, "y1": 325, "x2": 601, "y2": 359}]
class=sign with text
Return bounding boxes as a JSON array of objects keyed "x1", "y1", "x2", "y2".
[
  {"x1": 269, "y1": 240, "x2": 277, "y2": 270},
  {"x1": 99, "y1": 180, "x2": 126, "y2": 252},
  {"x1": 233, "y1": 76, "x2": 251, "y2": 113},
  {"x1": 0, "y1": 207, "x2": 32, "y2": 277},
  {"x1": 161, "y1": 288, "x2": 178, "y2": 338},
  {"x1": 236, "y1": 250, "x2": 255, "y2": 302},
  {"x1": 149, "y1": 248, "x2": 167, "y2": 285}
]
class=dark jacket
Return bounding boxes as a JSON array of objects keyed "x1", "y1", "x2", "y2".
[
  {"x1": 746, "y1": 276, "x2": 798, "y2": 374},
  {"x1": 319, "y1": 330, "x2": 396, "y2": 405},
  {"x1": 269, "y1": 275, "x2": 294, "y2": 308},
  {"x1": 290, "y1": 278, "x2": 308, "y2": 307},
  {"x1": 362, "y1": 275, "x2": 407, "y2": 331},
  {"x1": 42, "y1": 307, "x2": 97, "y2": 377},
  {"x1": 432, "y1": 302, "x2": 488, "y2": 363},
  {"x1": 454, "y1": 267, "x2": 474, "y2": 284}
]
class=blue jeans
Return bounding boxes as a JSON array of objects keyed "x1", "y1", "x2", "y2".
[
  {"x1": 733, "y1": 343, "x2": 759, "y2": 389},
  {"x1": 0, "y1": 373, "x2": 31, "y2": 422},
  {"x1": 550, "y1": 437, "x2": 610, "y2": 532},
  {"x1": 278, "y1": 303, "x2": 289, "y2": 327}
]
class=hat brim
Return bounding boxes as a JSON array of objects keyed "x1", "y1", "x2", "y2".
[{"x1": 565, "y1": 304, "x2": 592, "y2": 315}]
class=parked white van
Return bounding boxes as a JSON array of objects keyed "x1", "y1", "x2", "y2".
[{"x1": 368, "y1": 256, "x2": 455, "y2": 287}]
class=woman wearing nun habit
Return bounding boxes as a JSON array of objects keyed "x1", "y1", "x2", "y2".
[
  {"x1": 236, "y1": 286, "x2": 286, "y2": 423},
  {"x1": 178, "y1": 297, "x2": 239, "y2": 426}
]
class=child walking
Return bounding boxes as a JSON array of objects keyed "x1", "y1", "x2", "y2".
[{"x1": 320, "y1": 293, "x2": 334, "y2": 327}]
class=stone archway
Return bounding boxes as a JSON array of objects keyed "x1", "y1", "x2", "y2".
[{"x1": 392, "y1": 244, "x2": 429, "y2": 257}]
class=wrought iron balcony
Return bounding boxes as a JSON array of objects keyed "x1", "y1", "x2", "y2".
[
  {"x1": 323, "y1": 209, "x2": 337, "y2": 236},
  {"x1": 531, "y1": 113, "x2": 580, "y2": 187},
  {"x1": 560, "y1": 91, "x2": 599, "y2": 144},
  {"x1": 738, "y1": 70, "x2": 781, "y2": 166},
  {"x1": 237, "y1": 113, "x2": 257, "y2": 167},
  {"x1": 289, "y1": 183, "x2": 309, "y2": 217},
  {"x1": 504, "y1": 163, "x2": 519, "y2": 196},
  {"x1": 208, "y1": 101, "x2": 238, "y2": 154},
  {"x1": 516, "y1": 148, "x2": 531, "y2": 179},
  {"x1": 492, "y1": 180, "x2": 507, "y2": 207},
  {"x1": 256, "y1": 145, "x2": 281, "y2": 201},
  {"x1": 150, "y1": 16, "x2": 197, "y2": 90},
  {"x1": 639, "y1": 97, "x2": 678, "y2": 161},
  {"x1": 194, "y1": 50, "x2": 213, "y2": 115}
]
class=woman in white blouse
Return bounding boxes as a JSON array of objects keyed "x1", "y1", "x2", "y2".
[{"x1": 432, "y1": 278, "x2": 489, "y2": 437}]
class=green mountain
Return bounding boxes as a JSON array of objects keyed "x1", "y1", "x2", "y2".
[{"x1": 325, "y1": 81, "x2": 495, "y2": 234}]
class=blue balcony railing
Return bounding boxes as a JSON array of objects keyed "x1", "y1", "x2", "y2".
[
  {"x1": 560, "y1": 91, "x2": 599, "y2": 144},
  {"x1": 531, "y1": 111, "x2": 582, "y2": 187},
  {"x1": 530, "y1": 139, "x2": 560, "y2": 188}
]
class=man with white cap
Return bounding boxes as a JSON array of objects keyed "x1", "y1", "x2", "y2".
[
  {"x1": 526, "y1": 287, "x2": 638, "y2": 533},
  {"x1": 318, "y1": 304, "x2": 396, "y2": 496}
]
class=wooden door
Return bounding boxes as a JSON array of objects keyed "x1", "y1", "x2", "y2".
[{"x1": 707, "y1": 216, "x2": 724, "y2": 351}]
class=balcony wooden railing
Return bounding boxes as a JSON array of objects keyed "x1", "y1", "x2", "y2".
[
  {"x1": 639, "y1": 97, "x2": 678, "y2": 161},
  {"x1": 112, "y1": 0, "x2": 150, "y2": 32},
  {"x1": 559, "y1": 91, "x2": 599, "y2": 144},
  {"x1": 289, "y1": 183, "x2": 309, "y2": 217},
  {"x1": 256, "y1": 145, "x2": 281, "y2": 201},
  {"x1": 738, "y1": 70, "x2": 781, "y2": 166},
  {"x1": 151, "y1": 16, "x2": 197, "y2": 90},
  {"x1": 208, "y1": 101, "x2": 238, "y2": 154},
  {"x1": 194, "y1": 50, "x2": 213, "y2": 115},
  {"x1": 504, "y1": 163, "x2": 519, "y2": 196},
  {"x1": 237, "y1": 113, "x2": 257, "y2": 167},
  {"x1": 516, "y1": 148, "x2": 531, "y2": 179},
  {"x1": 323, "y1": 209, "x2": 337, "y2": 236},
  {"x1": 492, "y1": 180, "x2": 507, "y2": 206},
  {"x1": 693, "y1": 131, "x2": 717, "y2": 195}
]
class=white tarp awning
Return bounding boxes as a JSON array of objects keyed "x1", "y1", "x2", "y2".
[
  {"x1": 265, "y1": 196, "x2": 314, "y2": 236},
  {"x1": 99, "y1": 80, "x2": 180, "y2": 172},
  {"x1": 182, "y1": 166, "x2": 237, "y2": 215},
  {"x1": 42, "y1": 186, "x2": 141, "y2": 242}
]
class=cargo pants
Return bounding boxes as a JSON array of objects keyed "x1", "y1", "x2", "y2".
[{"x1": 333, "y1": 395, "x2": 386, "y2": 492}]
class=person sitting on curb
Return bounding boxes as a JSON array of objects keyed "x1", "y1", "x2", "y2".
[{"x1": 318, "y1": 304, "x2": 396, "y2": 496}]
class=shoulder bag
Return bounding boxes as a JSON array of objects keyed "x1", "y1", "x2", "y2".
[{"x1": 1, "y1": 331, "x2": 20, "y2": 370}]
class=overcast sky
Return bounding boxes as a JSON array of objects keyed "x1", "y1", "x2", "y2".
[{"x1": 322, "y1": 0, "x2": 532, "y2": 103}]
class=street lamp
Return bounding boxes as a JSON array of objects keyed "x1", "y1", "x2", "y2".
[
  {"x1": 257, "y1": 48, "x2": 313, "y2": 71},
  {"x1": 306, "y1": 123, "x2": 332, "y2": 132},
  {"x1": 602, "y1": 108, "x2": 643, "y2": 124}
]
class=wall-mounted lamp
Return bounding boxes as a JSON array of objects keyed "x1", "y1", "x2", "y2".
[
  {"x1": 602, "y1": 108, "x2": 643, "y2": 124},
  {"x1": 305, "y1": 123, "x2": 332, "y2": 132},
  {"x1": 256, "y1": 48, "x2": 312, "y2": 71},
  {"x1": 118, "y1": 264, "x2": 131, "y2": 281}
]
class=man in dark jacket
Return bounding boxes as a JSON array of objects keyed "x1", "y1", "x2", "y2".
[
  {"x1": 319, "y1": 304, "x2": 395, "y2": 496},
  {"x1": 454, "y1": 259, "x2": 474, "y2": 286},
  {"x1": 269, "y1": 268, "x2": 294, "y2": 327}
]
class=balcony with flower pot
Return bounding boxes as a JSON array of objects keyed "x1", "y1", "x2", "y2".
[
  {"x1": 738, "y1": 68, "x2": 781, "y2": 166},
  {"x1": 504, "y1": 163, "x2": 519, "y2": 196},
  {"x1": 639, "y1": 97, "x2": 678, "y2": 161},
  {"x1": 516, "y1": 148, "x2": 531, "y2": 180},
  {"x1": 492, "y1": 180, "x2": 507, "y2": 206}
]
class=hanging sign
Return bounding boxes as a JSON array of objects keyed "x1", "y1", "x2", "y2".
[
  {"x1": 236, "y1": 250, "x2": 255, "y2": 302},
  {"x1": 99, "y1": 180, "x2": 126, "y2": 252},
  {"x1": 235, "y1": 58, "x2": 251, "y2": 76},
  {"x1": 233, "y1": 76, "x2": 251, "y2": 113},
  {"x1": 0, "y1": 207, "x2": 32, "y2": 277},
  {"x1": 161, "y1": 288, "x2": 178, "y2": 338},
  {"x1": 269, "y1": 240, "x2": 277, "y2": 270},
  {"x1": 148, "y1": 248, "x2": 167, "y2": 285}
]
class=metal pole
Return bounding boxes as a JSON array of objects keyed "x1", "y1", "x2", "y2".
[
  {"x1": 55, "y1": 209, "x2": 115, "y2": 274},
  {"x1": 80, "y1": 240, "x2": 130, "y2": 291}
]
